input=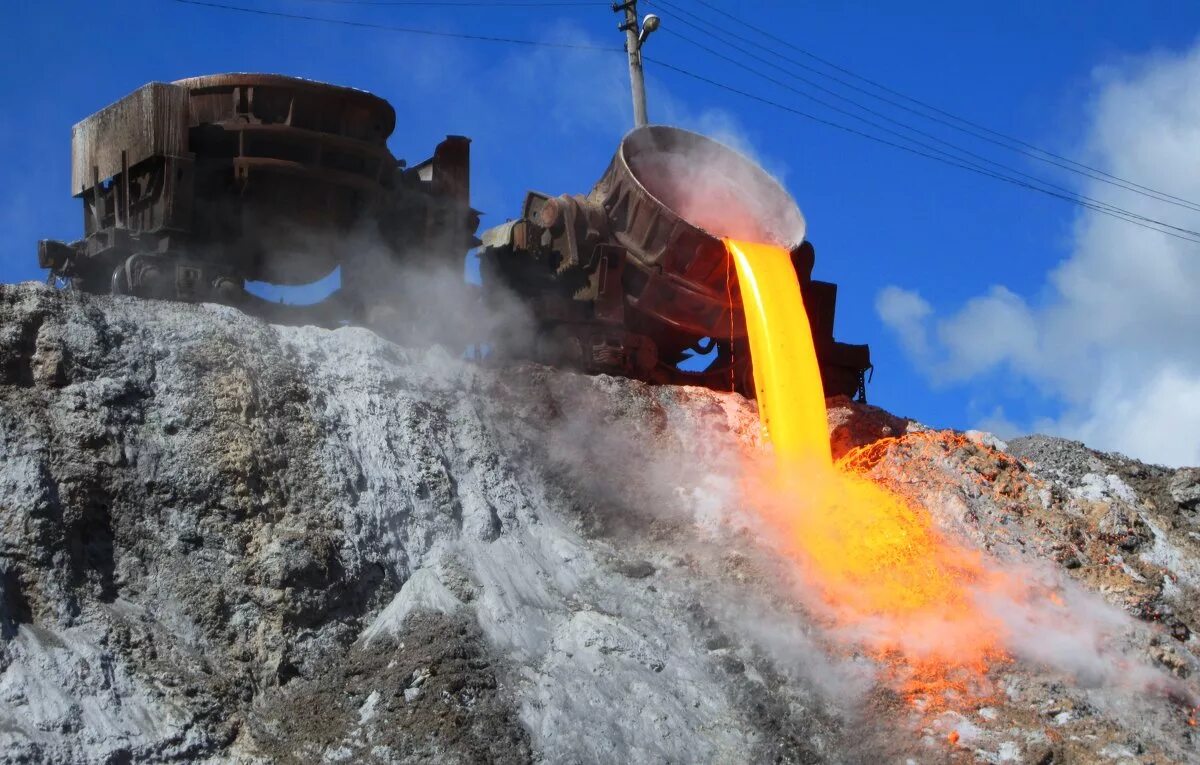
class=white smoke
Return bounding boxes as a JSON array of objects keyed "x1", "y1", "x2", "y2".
[
  {"x1": 627, "y1": 129, "x2": 806, "y2": 248},
  {"x1": 977, "y1": 561, "x2": 1183, "y2": 694}
]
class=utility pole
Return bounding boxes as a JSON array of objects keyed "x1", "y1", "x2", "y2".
[{"x1": 613, "y1": 2, "x2": 659, "y2": 128}]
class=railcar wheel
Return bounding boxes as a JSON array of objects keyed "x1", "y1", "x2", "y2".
[{"x1": 110, "y1": 262, "x2": 132, "y2": 295}]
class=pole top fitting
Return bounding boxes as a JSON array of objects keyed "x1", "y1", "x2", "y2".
[{"x1": 638, "y1": 14, "x2": 660, "y2": 45}]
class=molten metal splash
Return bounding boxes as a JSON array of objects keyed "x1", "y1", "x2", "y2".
[{"x1": 726, "y1": 238, "x2": 1008, "y2": 702}]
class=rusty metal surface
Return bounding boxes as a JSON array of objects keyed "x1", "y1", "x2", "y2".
[
  {"x1": 478, "y1": 125, "x2": 871, "y2": 400},
  {"x1": 172, "y1": 73, "x2": 395, "y2": 129},
  {"x1": 597, "y1": 126, "x2": 804, "y2": 269},
  {"x1": 44, "y1": 75, "x2": 867, "y2": 400},
  {"x1": 177, "y1": 73, "x2": 395, "y2": 148},
  {"x1": 71, "y1": 83, "x2": 190, "y2": 196},
  {"x1": 45, "y1": 73, "x2": 476, "y2": 321},
  {"x1": 584, "y1": 127, "x2": 809, "y2": 351}
]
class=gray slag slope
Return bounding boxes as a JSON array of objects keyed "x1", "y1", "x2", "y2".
[
  {"x1": 3, "y1": 282, "x2": 1199, "y2": 764},
  {"x1": 0, "y1": 283, "x2": 837, "y2": 764}
]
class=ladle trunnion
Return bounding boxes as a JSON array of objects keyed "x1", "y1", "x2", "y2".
[
  {"x1": 38, "y1": 74, "x2": 478, "y2": 325},
  {"x1": 478, "y1": 126, "x2": 872, "y2": 400}
]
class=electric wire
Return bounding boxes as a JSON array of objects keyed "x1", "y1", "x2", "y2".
[
  {"x1": 671, "y1": 0, "x2": 1200, "y2": 211},
  {"x1": 649, "y1": 0, "x2": 1200, "y2": 213},
  {"x1": 641, "y1": 55, "x2": 1200, "y2": 245},
  {"x1": 297, "y1": 1, "x2": 606, "y2": 7},
  {"x1": 172, "y1": 0, "x2": 1200, "y2": 242},
  {"x1": 655, "y1": 24, "x2": 1200, "y2": 239},
  {"x1": 170, "y1": 0, "x2": 624, "y2": 50}
]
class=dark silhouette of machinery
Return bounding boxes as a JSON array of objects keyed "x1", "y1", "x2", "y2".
[
  {"x1": 38, "y1": 73, "x2": 478, "y2": 325},
  {"x1": 478, "y1": 126, "x2": 871, "y2": 400},
  {"x1": 38, "y1": 78, "x2": 869, "y2": 400}
]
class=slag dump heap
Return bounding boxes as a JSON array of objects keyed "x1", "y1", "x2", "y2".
[{"x1": 1, "y1": 281, "x2": 1199, "y2": 764}]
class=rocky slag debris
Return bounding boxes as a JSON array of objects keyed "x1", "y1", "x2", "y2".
[{"x1": 1, "y1": 282, "x2": 1198, "y2": 764}]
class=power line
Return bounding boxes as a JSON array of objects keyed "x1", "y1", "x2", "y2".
[
  {"x1": 172, "y1": 0, "x2": 1200, "y2": 243},
  {"x1": 679, "y1": 0, "x2": 1200, "y2": 209},
  {"x1": 297, "y1": 0, "x2": 605, "y2": 6},
  {"x1": 171, "y1": 0, "x2": 623, "y2": 50},
  {"x1": 656, "y1": 25, "x2": 1200, "y2": 239},
  {"x1": 641, "y1": 55, "x2": 1200, "y2": 245},
  {"x1": 648, "y1": 0, "x2": 1200, "y2": 214}
]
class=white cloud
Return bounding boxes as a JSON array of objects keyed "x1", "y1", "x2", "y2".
[
  {"x1": 874, "y1": 285, "x2": 932, "y2": 362},
  {"x1": 934, "y1": 286, "x2": 1040, "y2": 382},
  {"x1": 974, "y1": 405, "x2": 1021, "y2": 442},
  {"x1": 877, "y1": 40, "x2": 1200, "y2": 467},
  {"x1": 1062, "y1": 367, "x2": 1200, "y2": 466}
]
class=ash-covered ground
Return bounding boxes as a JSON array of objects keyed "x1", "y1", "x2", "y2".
[{"x1": 0, "y1": 282, "x2": 1197, "y2": 764}]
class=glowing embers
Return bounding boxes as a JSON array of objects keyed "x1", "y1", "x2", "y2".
[{"x1": 725, "y1": 238, "x2": 1008, "y2": 704}]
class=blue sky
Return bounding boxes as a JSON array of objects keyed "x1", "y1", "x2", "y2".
[{"x1": 4, "y1": 0, "x2": 1200, "y2": 455}]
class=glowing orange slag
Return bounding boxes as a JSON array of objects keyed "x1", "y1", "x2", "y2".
[
  {"x1": 726, "y1": 240, "x2": 831, "y2": 466},
  {"x1": 726, "y1": 238, "x2": 1008, "y2": 703}
]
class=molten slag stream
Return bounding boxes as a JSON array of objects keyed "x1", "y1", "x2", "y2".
[
  {"x1": 726, "y1": 240, "x2": 831, "y2": 466},
  {"x1": 726, "y1": 238, "x2": 1008, "y2": 702}
]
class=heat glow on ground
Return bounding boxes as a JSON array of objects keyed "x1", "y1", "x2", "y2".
[{"x1": 726, "y1": 239, "x2": 1014, "y2": 704}]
